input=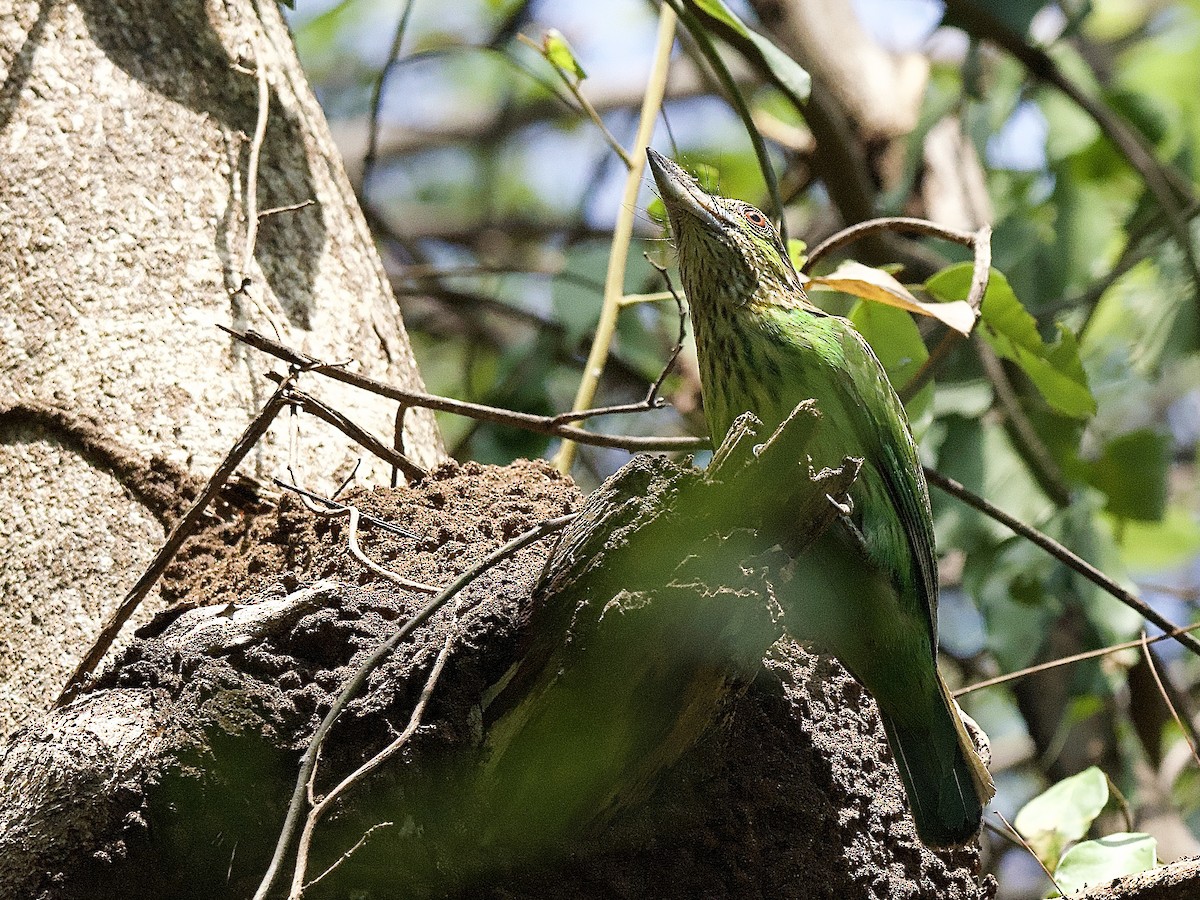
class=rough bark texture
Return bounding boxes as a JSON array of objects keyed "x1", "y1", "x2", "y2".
[
  {"x1": 0, "y1": 454, "x2": 998, "y2": 899},
  {"x1": 1072, "y1": 856, "x2": 1200, "y2": 900},
  {"x1": 0, "y1": 0, "x2": 443, "y2": 736}
]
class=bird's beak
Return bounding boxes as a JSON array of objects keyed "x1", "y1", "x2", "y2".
[{"x1": 646, "y1": 148, "x2": 725, "y2": 233}]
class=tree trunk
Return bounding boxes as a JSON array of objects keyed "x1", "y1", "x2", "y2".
[{"x1": 0, "y1": 0, "x2": 443, "y2": 736}]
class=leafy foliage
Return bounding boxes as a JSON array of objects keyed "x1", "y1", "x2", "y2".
[
  {"x1": 1014, "y1": 766, "x2": 1159, "y2": 896},
  {"x1": 288, "y1": 0, "x2": 1200, "y2": 892}
]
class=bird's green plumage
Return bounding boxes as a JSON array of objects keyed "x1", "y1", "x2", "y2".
[{"x1": 647, "y1": 148, "x2": 994, "y2": 847}]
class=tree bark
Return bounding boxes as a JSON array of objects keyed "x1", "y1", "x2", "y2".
[{"x1": 0, "y1": 0, "x2": 443, "y2": 736}]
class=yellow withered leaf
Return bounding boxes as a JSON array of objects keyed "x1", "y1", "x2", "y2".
[{"x1": 806, "y1": 261, "x2": 977, "y2": 335}]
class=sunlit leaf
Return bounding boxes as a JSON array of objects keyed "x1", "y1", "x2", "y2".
[
  {"x1": 1108, "y1": 505, "x2": 1200, "y2": 572},
  {"x1": 543, "y1": 28, "x2": 587, "y2": 82},
  {"x1": 812, "y1": 261, "x2": 976, "y2": 334},
  {"x1": 849, "y1": 300, "x2": 933, "y2": 433},
  {"x1": 788, "y1": 238, "x2": 808, "y2": 271},
  {"x1": 647, "y1": 196, "x2": 668, "y2": 226},
  {"x1": 926, "y1": 264, "x2": 1097, "y2": 418},
  {"x1": 1054, "y1": 833, "x2": 1157, "y2": 895},
  {"x1": 1014, "y1": 766, "x2": 1108, "y2": 869},
  {"x1": 687, "y1": 0, "x2": 811, "y2": 102}
]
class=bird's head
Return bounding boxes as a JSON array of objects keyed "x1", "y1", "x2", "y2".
[{"x1": 646, "y1": 148, "x2": 804, "y2": 312}]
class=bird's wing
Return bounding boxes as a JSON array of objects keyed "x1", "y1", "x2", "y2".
[{"x1": 831, "y1": 322, "x2": 940, "y2": 647}]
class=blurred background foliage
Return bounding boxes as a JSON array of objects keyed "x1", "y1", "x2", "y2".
[{"x1": 287, "y1": 0, "x2": 1200, "y2": 895}]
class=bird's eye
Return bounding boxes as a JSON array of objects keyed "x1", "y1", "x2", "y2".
[{"x1": 741, "y1": 207, "x2": 770, "y2": 229}]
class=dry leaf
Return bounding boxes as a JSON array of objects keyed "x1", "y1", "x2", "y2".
[{"x1": 808, "y1": 261, "x2": 976, "y2": 335}]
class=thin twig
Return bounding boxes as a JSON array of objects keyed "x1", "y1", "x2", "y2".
[
  {"x1": 898, "y1": 225, "x2": 992, "y2": 404},
  {"x1": 301, "y1": 822, "x2": 393, "y2": 892},
  {"x1": 272, "y1": 480, "x2": 416, "y2": 538},
  {"x1": 242, "y1": 53, "x2": 271, "y2": 279},
  {"x1": 331, "y1": 459, "x2": 361, "y2": 502},
  {"x1": 1104, "y1": 772, "x2": 1135, "y2": 834},
  {"x1": 391, "y1": 404, "x2": 410, "y2": 489},
  {"x1": 554, "y1": 3, "x2": 677, "y2": 473},
  {"x1": 548, "y1": 268, "x2": 687, "y2": 426},
  {"x1": 976, "y1": 341, "x2": 1071, "y2": 506},
  {"x1": 361, "y1": 0, "x2": 417, "y2": 193},
  {"x1": 800, "y1": 218, "x2": 992, "y2": 403},
  {"x1": 803, "y1": 217, "x2": 977, "y2": 273},
  {"x1": 955, "y1": 621, "x2": 1200, "y2": 696},
  {"x1": 289, "y1": 636, "x2": 453, "y2": 897},
  {"x1": 347, "y1": 507, "x2": 438, "y2": 595},
  {"x1": 618, "y1": 290, "x2": 676, "y2": 306},
  {"x1": 269, "y1": 379, "x2": 427, "y2": 481},
  {"x1": 225, "y1": 327, "x2": 707, "y2": 453},
  {"x1": 548, "y1": 396, "x2": 669, "y2": 426},
  {"x1": 228, "y1": 51, "x2": 283, "y2": 339},
  {"x1": 668, "y1": 0, "x2": 787, "y2": 242},
  {"x1": 516, "y1": 33, "x2": 633, "y2": 169},
  {"x1": 926, "y1": 467, "x2": 1200, "y2": 658},
  {"x1": 56, "y1": 386, "x2": 293, "y2": 707},
  {"x1": 258, "y1": 199, "x2": 316, "y2": 220},
  {"x1": 252, "y1": 512, "x2": 577, "y2": 900},
  {"x1": 993, "y1": 810, "x2": 1066, "y2": 897},
  {"x1": 1140, "y1": 631, "x2": 1200, "y2": 770}
]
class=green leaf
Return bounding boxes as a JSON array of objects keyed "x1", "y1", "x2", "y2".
[
  {"x1": 788, "y1": 238, "x2": 808, "y2": 271},
  {"x1": 687, "y1": 0, "x2": 811, "y2": 102},
  {"x1": 543, "y1": 28, "x2": 587, "y2": 82},
  {"x1": 925, "y1": 264, "x2": 1097, "y2": 419},
  {"x1": 1037, "y1": 87, "x2": 1100, "y2": 163},
  {"x1": 647, "y1": 196, "x2": 668, "y2": 226},
  {"x1": 932, "y1": 379, "x2": 994, "y2": 418},
  {"x1": 1014, "y1": 766, "x2": 1108, "y2": 869},
  {"x1": 1086, "y1": 428, "x2": 1170, "y2": 521},
  {"x1": 1108, "y1": 505, "x2": 1200, "y2": 572},
  {"x1": 849, "y1": 301, "x2": 934, "y2": 433},
  {"x1": 1054, "y1": 833, "x2": 1158, "y2": 895}
]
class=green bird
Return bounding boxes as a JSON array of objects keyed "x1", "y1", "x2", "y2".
[{"x1": 647, "y1": 148, "x2": 994, "y2": 848}]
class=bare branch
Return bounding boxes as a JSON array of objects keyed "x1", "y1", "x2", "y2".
[
  {"x1": 992, "y1": 811, "x2": 1065, "y2": 898},
  {"x1": 1140, "y1": 632, "x2": 1200, "y2": 770},
  {"x1": 225, "y1": 327, "x2": 708, "y2": 453},
  {"x1": 926, "y1": 467, "x2": 1200, "y2": 658},
  {"x1": 361, "y1": 0, "x2": 416, "y2": 194},
  {"x1": 549, "y1": 268, "x2": 687, "y2": 427},
  {"x1": 976, "y1": 341, "x2": 1070, "y2": 506},
  {"x1": 798, "y1": 217, "x2": 992, "y2": 403},
  {"x1": 346, "y1": 506, "x2": 438, "y2": 595},
  {"x1": 554, "y1": 3, "x2": 678, "y2": 472},
  {"x1": 273, "y1": 480, "x2": 416, "y2": 539},
  {"x1": 269, "y1": 379, "x2": 427, "y2": 481},
  {"x1": 956, "y1": 622, "x2": 1200, "y2": 697}
]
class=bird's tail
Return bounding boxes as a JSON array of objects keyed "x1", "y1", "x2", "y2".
[{"x1": 878, "y1": 673, "x2": 996, "y2": 848}]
